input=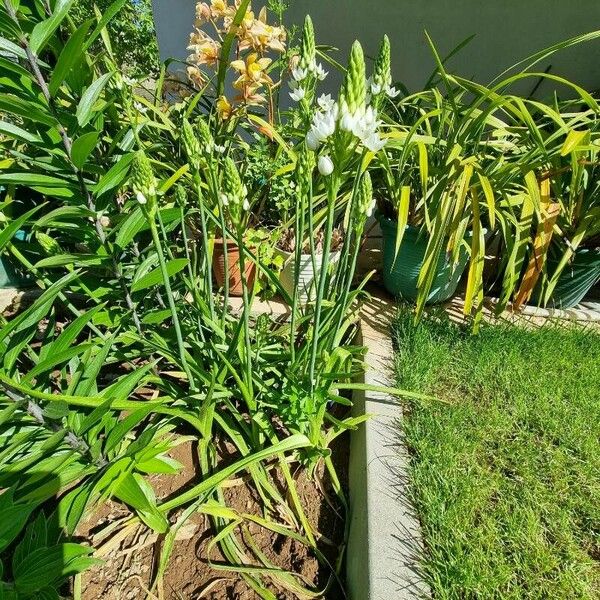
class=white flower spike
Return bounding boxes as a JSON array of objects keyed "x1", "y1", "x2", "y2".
[{"x1": 318, "y1": 155, "x2": 334, "y2": 176}]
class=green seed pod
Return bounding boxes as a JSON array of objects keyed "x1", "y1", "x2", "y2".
[
  {"x1": 131, "y1": 150, "x2": 157, "y2": 212},
  {"x1": 35, "y1": 231, "x2": 61, "y2": 255},
  {"x1": 181, "y1": 118, "x2": 201, "y2": 162},
  {"x1": 299, "y1": 15, "x2": 316, "y2": 71},
  {"x1": 372, "y1": 35, "x2": 391, "y2": 95},
  {"x1": 340, "y1": 41, "x2": 366, "y2": 114}
]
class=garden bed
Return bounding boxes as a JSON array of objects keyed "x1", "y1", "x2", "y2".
[
  {"x1": 393, "y1": 308, "x2": 600, "y2": 598},
  {"x1": 79, "y1": 437, "x2": 348, "y2": 599}
]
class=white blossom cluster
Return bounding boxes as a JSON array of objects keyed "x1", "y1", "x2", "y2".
[
  {"x1": 305, "y1": 93, "x2": 387, "y2": 156},
  {"x1": 366, "y1": 75, "x2": 400, "y2": 101},
  {"x1": 288, "y1": 59, "x2": 328, "y2": 102}
]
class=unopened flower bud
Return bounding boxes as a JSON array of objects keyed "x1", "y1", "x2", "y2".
[
  {"x1": 131, "y1": 150, "x2": 157, "y2": 213},
  {"x1": 175, "y1": 184, "x2": 187, "y2": 207},
  {"x1": 182, "y1": 118, "x2": 201, "y2": 162},
  {"x1": 299, "y1": 15, "x2": 316, "y2": 72},
  {"x1": 372, "y1": 35, "x2": 391, "y2": 104},
  {"x1": 340, "y1": 41, "x2": 366, "y2": 115},
  {"x1": 318, "y1": 155, "x2": 334, "y2": 176},
  {"x1": 35, "y1": 231, "x2": 61, "y2": 255}
]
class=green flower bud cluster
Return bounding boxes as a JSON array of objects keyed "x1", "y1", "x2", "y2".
[
  {"x1": 372, "y1": 35, "x2": 391, "y2": 102},
  {"x1": 354, "y1": 171, "x2": 375, "y2": 228},
  {"x1": 131, "y1": 150, "x2": 158, "y2": 213},
  {"x1": 182, "y1": 118, "x2": 202, "y2": 163},
  {"x1": 299, "y1": 15, "x2": 316, "y2": 72},
  {"x1": 340, "y1": 41, "x2": 366, "y2": 115},
  {"x1": 36, "y1": 231, "x2": 61, "y2": 255},
  {"x1": 196, "y1": 117, "x2": 214, "y2": 153},
  {"x1": 175, "y1": 184, "x2": 187, "y2": 207},
  {"x1": 296, "y1": 146, "x2": 315, "y2": 199},
  {"x1": 222, "y1": 157, "x2": 249, "y2": 225}
]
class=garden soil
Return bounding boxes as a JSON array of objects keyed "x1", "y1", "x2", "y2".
[{"x1": 78, "y1": 435, "x2": 348, "y2": 600}]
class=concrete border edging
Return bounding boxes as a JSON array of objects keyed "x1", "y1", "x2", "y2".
[{"x1": 347, "y1": 296, "x2": 430, "y2": 599}]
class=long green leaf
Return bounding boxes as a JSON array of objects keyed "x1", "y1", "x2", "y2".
[
  {"x1": 49, "y1": 19, "x2": 93, "y2": 96},
  {"x1": 30, "y1": 0, "x2": 75, "y2": 55},
  {"x1": 76, "y1": 72, "x2": 113, "y2": 127}
]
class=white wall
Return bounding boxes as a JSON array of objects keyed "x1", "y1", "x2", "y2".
[{"x1": 152, "y1": 0, "x2": 600, "y2": 95}]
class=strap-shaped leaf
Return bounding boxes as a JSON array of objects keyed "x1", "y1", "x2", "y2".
[
  {"x1": 93, "y1": 152, "x2": 134, "y2": 197},
  {"x1": 114, "y1": 472, "x2": 168, "y2": 533},
  {"x1": 0, "y1": 120, "x2": 42, "y2": 144},
  {"x1": 76, "y1": 72, "x2": 113, "y2": 127},
  {"x1": 0, "y1": 35, "x2": 27, "y2": 60},
  {"x1": 0, "y1": 204, "x2": 44, "y2": 252},
  {"x1": 48, "y1": 19, "x2": 93, "y2": 96},
  {"x1": 0, "y1": 93, "x2": 56, "y2": 126},
  {"x1": 83, "y1": 0, "x2": 128, "y2": 51},
  {"x1": 70, "y1": 131, "x2": 100, "y2": 169},
  {"x1": 560, "y1": 128, "x2": 590, "y2": 156},
  {"x1": 131, "y1": 258, "x2": 189, "y2": 293},
  {"x1": 30, "y1": 0, "x2": 75, "y2": 55}
]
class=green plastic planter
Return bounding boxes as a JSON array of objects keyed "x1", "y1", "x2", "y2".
[
  {"x1": 531, "y1": 247, "x2": 600, "y2": 309},
  {"x1": 379, "y1": 216, "x2": 470, "y2": 304}
]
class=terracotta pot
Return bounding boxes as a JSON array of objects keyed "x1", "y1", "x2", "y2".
[{"x1": 212, "y1": 238, "x2": 256, "y2": 297}]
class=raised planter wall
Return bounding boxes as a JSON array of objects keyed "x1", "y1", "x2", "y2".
[{"x1": 152, "y1": 0, "x2": 600, "y2": 95}]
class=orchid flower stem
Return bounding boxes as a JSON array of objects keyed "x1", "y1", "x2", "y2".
[{"x1": 148, "y1": 216, "x2": 196, "y2": 390}]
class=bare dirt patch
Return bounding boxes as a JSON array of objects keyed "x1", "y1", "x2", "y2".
[{"x1": 78, "y1": 436, "x2": 348, "y2": 599}]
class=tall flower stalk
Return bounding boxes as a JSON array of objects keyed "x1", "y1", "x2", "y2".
[{"x1": 131, "y1": 151, "x2": 195, "y2": 388}]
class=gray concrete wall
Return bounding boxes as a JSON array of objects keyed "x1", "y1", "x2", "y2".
[{"x1": 152, "y1": 0, "x2": 600, "y2": 94}]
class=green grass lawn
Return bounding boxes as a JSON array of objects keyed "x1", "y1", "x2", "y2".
[{"x1": 393, "y1": 309, "x2": 600, "y2": 599}]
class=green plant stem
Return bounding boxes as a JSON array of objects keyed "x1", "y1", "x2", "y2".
[
  {"x1": 289, "y1": 171, "x2": 306, "y2": 362},
  {"x1": 214, "y1": 182, "x2": 230, "y2": 329},
  {"x1": 148, "y1": 217, "x2": 195, "y2": 389},
  {"x1": 194, "y1": 175, "x2": 216, "y2": 320},
  {"x1": 235, "y1": 225, "x2": 254, "y2": 405},
  {"x1": 308, "y1": 176, "x2": 339, "y2": 389}
]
